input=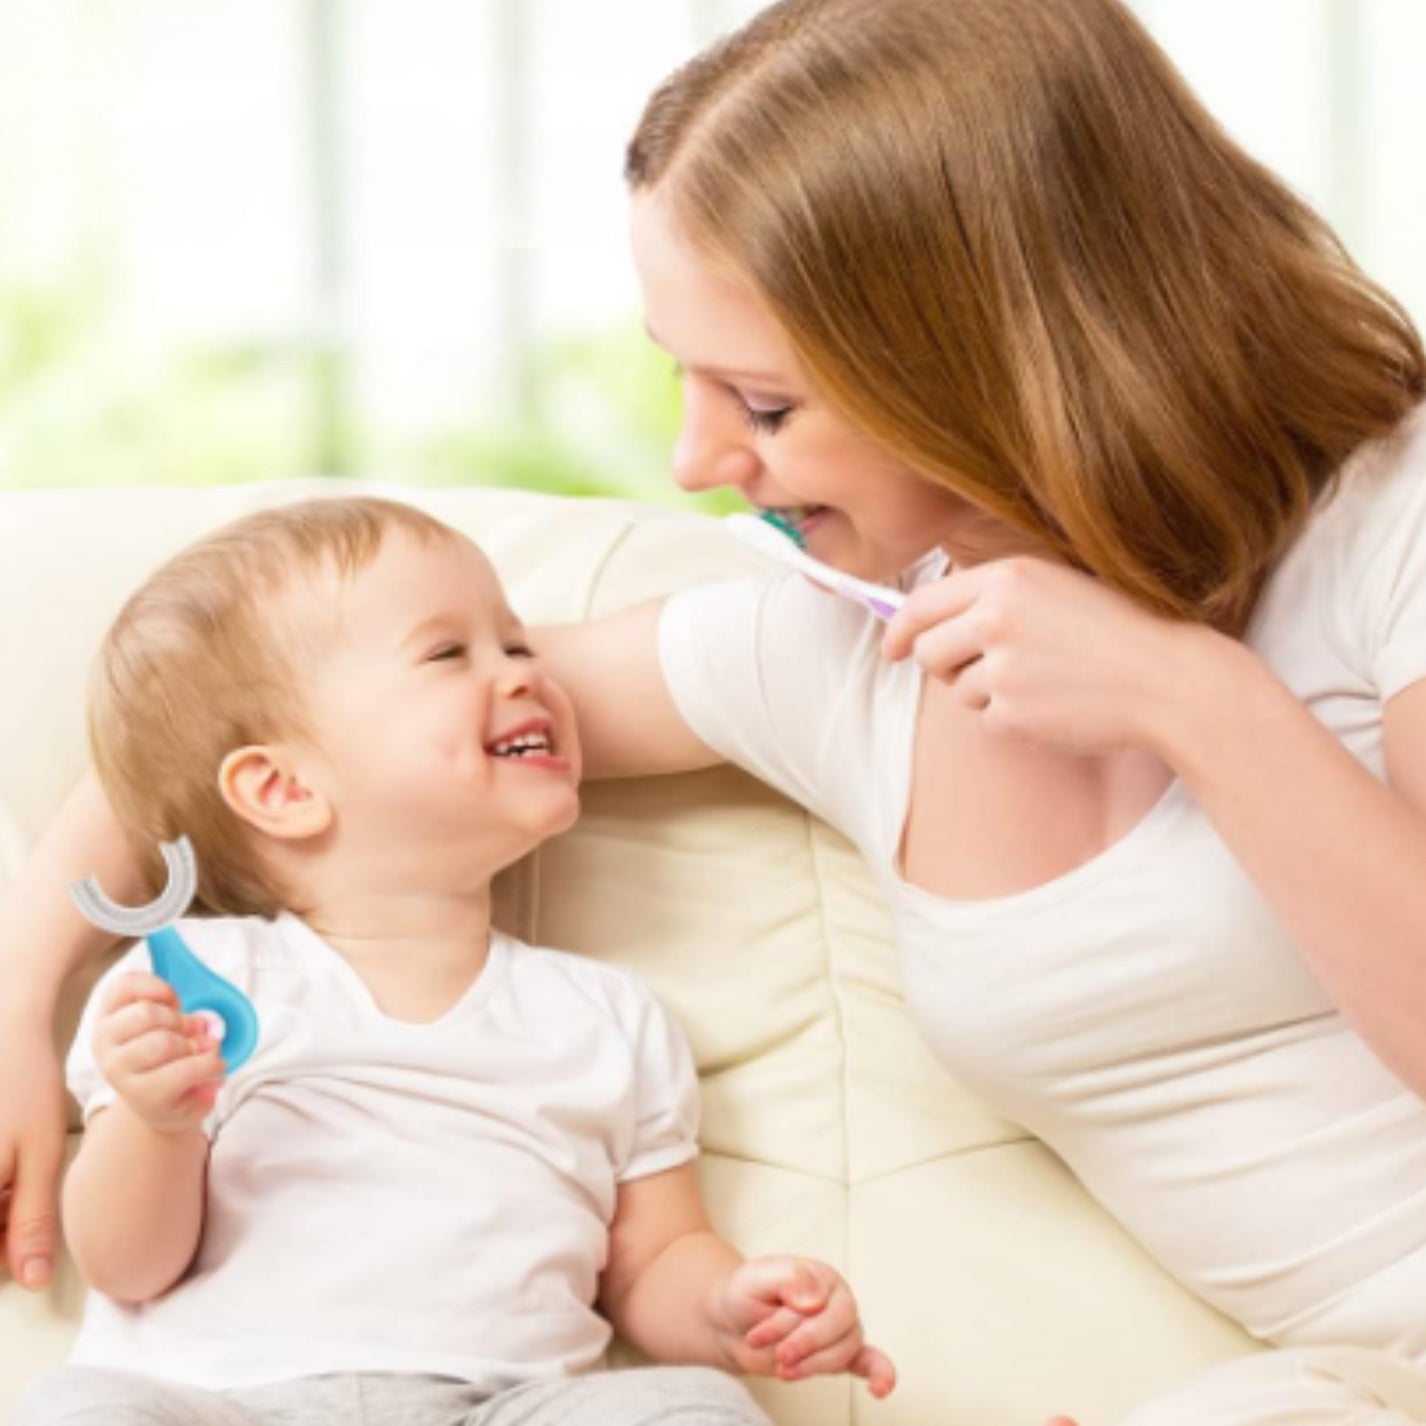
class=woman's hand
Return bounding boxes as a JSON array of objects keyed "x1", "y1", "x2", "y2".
[
  {"x1": 882, "y1": 556, "x2": 1220, "y2": 756},
  {"x1": 716, "y1": 1256, "x2": 897, "y2": 1398},
  {"x1": 0, "y1": 1016, "x2": 67, "y2": 1290},
  {"x1": 0, "y1": 770, "x2": 145, "y2": 1289}
]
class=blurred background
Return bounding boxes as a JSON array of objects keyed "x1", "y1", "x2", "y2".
[{"x1": 1, "y1": 0, "x2": 1422, "y2": 506}]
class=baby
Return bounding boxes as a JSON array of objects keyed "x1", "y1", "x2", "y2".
[{"x1": 15, "y1": 497, "x2": 895, "y2": 1426}]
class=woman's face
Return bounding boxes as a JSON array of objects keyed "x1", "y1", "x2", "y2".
[{"x1": 630, "y1": 191, "x2": 964, "y2": 582}]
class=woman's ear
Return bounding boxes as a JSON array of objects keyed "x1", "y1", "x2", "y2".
[{"x1": 218, "y1": 746, "x2": 333, "y2": 841}]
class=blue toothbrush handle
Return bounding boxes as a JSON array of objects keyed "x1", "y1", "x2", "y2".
[{"x1": 147, "y1": 925, "x2": 261, "y2": 1073}]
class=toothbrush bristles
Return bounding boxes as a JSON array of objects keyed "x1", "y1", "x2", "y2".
[{"x1": 757, "y1": 509, "x2": 807, "y2": 550}]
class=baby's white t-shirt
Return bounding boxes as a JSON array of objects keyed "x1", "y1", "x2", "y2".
[
  {"x1": 659, "y1": 408, "x2": 1426, "y2": 1351},
  {"x1": 66, "y1": 916, "x2": 699, "y2": 1392}
]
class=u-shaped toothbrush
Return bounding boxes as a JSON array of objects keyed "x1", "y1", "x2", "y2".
[
  {"x1": 725, "y1": 512, "x2": 907, "y2": 621},
  {"x1": 70, "y1": 837, "x2": 260, "y2": 1072}
]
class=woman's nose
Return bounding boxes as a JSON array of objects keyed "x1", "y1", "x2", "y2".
[{"x1": 672, "y1": 381, "x2": 761, "y2": 494}]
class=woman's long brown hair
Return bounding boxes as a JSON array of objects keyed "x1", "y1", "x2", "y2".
[{"x1": 627, "y1": 0, "x2": 1425, "y2": 633}]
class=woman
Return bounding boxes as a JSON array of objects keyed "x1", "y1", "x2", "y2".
[{"x1": 5, "y1": 0, "x2": 1426, "y2": 1418}]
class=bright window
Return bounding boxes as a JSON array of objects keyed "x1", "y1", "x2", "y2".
[{"x1": 0, "y1": 1, "x2": 1420, "y2": 493}]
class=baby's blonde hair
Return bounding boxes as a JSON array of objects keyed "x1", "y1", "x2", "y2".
[{"x1": 90, "y1": 496, "x2": 464, "y2": 918}]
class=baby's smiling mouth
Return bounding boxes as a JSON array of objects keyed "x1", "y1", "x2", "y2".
[{"x1": 485, "y1": 719, "x2": 556, "y2": 759}]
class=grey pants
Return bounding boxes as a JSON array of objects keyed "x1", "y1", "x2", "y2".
[{"x1": 13, "y1": 1365, "x2": 772, "y2": 1426}]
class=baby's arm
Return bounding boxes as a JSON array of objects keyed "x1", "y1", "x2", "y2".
[
  {"x1": 63, "y1": 971, "x2": 223, "y2": 1303},
  {"x1": 599, "y1": 1163, "x2": 895, "y2": 1397},
  {"x1": 0, "y1": 770, "x2": 140, "y2": 1288}
]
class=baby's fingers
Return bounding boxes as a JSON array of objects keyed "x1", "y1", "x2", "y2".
[
  {"x1": 744, "y1": 1305, "x2": 804, "y2": 1351},
  {"x1": 108, "y1": 1027, "x2": 202, "y2": 1078},
  {"x1": 774, "y1": 1284, "x2": 857, "y2": 1365},
  {"x1": 142, "y1": 1046, "x2": 226, "y2": 1105},
  {"x1": 99, "y1": 989, "x2": 185, "y2": 1054},
  {"x1": 852, "y1": 1345, "x2": 897, "y2": 1399},
  {"x1": 100, "y1": 972, "x2": 178, "y2": 1016},
  {"x1": 776, "y1": 1328, "x2": 859, "y2": 1383},
  {"x1": 779, "y1": 1334, "x2": 897, "y2": 1398}
]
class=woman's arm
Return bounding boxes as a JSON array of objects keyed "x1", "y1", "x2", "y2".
[
  {"x1": 1159, "y1": 643, "x2": 1426, "y2": 1097},
  {"x1": 0, "y1": 769, "x2": 137, "y2": 1288},
  {"x1": 535, "y1": 601, "x2": 722, "y2": 781},
  {"x1": 0, "y1": 770, "x2": 139, "y2": 1013}
]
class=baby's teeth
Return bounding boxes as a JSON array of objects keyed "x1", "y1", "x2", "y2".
[{"x1": 494, "y1": 733, "x2": 551, "y2": 756}]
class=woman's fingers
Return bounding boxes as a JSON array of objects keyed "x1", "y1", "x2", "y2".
[
  {"x1": 2, "y1": 1111, "x2": 64, "y2": 1290},
  {"x1": 881, "y1": 566, "x2": 990, "y2": 661},
  {"x1": 903, "y1": 618, "x2": 989, "y2": 682},
  {"x1": 945, "y1": 655, "x2": 993, "y2": 711}
]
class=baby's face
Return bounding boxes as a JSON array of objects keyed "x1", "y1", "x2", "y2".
[{"x1": 297, "y1": 530, "x2": 581, "y2": 872}]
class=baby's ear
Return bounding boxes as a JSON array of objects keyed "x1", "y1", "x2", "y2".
[{"x1": 218, "y1": 746, "x2": 332, "y2": 841}]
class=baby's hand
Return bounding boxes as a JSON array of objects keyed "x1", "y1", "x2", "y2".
[
  {"x1": 718, "y1": 1256, "x2": 896, "y2": 1399},
  {"x1": 93, "y1": 973, "x2": 226, "y2": 1135}
]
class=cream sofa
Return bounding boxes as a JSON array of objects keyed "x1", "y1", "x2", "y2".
[{"x1": 0, "y1": 482, "x2": 1258, "y2": 1425}]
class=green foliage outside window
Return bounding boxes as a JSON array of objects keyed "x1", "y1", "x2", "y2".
[{"x1": 0, "y1": 268, "x2": 732, "y2": 513}]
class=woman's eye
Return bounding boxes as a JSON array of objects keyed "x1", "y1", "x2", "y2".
[
  {"x1": 732, "y1": 389, "x2": 795, "y2": 435},
  {"x1": 739, "y1": 402, "x2": 793, "y2": 435},
  {"x1": 672, "y1": 361, "x2": 794, "y2": 436}
]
